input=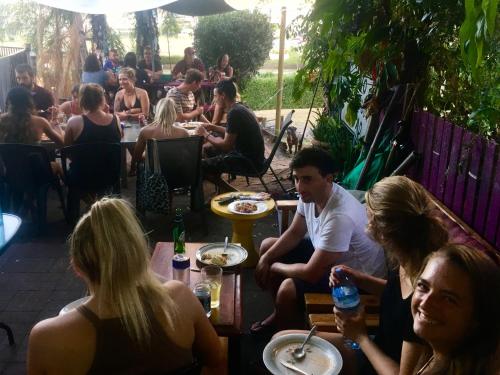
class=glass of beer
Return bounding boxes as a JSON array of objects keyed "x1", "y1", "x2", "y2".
[{"x1": 201, "y1": 265, "x2": 222, "y2": 309}]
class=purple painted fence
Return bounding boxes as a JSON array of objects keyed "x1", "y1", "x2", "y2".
[{"x1": 410, "y1": 111, "x2": 499, "y2": 249}]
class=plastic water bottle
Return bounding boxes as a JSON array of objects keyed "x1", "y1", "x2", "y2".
[{"x1": 332, "y1": 267, "x2": 361, "y2": 350}]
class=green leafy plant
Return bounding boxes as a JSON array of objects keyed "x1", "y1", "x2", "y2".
[
  {"x1": 312, "y1": 112, "x2": 361, "y2": 179},
  {"x1": 193, "y1": 10, "x2": 273, "y2": 86},
  {"x1": 292, "y1": 0, "x2": 499, "y2": 139}
]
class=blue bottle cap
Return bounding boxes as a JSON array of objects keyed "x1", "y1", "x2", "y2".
[{"x1": 172, "y1": 254, "x2": 190, "y2": 269}]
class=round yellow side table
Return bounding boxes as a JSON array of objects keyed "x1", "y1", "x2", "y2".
[{"x1": 211, "y1": 192, "x2": 276, "y2": 267}]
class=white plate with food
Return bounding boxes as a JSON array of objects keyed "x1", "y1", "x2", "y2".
[
  {"x1": 263, "y1": 333, "x2": 343, "y2": 375},
  {"x1": 59, "y1": 296, "x2": 91, "y2": 316},
  {"x1": 196, "y1": 243, "x2": 248, "y2": 267},
  {"x1": 227, "y1": 200, "x2": 268, "y2": 215}
]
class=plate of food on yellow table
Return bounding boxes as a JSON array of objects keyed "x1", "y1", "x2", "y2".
[{"x1": 227, "y1": 200, "x2": 268, "y2": 215}]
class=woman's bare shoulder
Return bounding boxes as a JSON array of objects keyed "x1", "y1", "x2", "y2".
[
  {"x1": 30, "y1": 309, "x2": 93, "y2": 346},
  {"x1": 29, "y1": 310, "x2": 95, "y2": 373},
  {"x1": 137, "y1": 87, "x2": 149, "y2": 97},
  {"x1": 163, "y1": 280, "x2": 197, "y2": 304},
  {"x1": 66, "y1": 114, "x2": 83, "y2": 127}
]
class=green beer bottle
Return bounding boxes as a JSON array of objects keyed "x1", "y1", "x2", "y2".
[{"x1": 173, "y1": 208, "x2": 186, "y2": 254}]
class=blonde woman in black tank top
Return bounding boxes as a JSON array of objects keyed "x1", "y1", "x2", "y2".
[
  {"x1": 27, "y1": 198, "x2": 224, "y2": 374},
  {"x1": 114, "y1": 67, "x2": 150, "y2": 122}
]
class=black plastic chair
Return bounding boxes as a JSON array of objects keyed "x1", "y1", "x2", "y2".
[
  {"x1": 0, "y1": 143, "x2": 66, "y2": 232},
  {"x1": 138, "y1": 136, "x2": 204, "y2": 214},
  {"x1": 61, "y1": 142, "x2": 121, "y2": 224},
  {"x1": 222, "y1": 110, "x2": 295, "y2": 193}
]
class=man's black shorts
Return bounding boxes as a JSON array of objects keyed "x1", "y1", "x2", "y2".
[{"x1": 279, "y1": 238, "x2": 332, "y2": 306}]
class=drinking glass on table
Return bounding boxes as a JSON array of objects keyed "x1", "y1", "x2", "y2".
[
  {"x1": 201, "y1": 265, "x2": 222, "y2": 309},
  {"x1": 193, "y1": 282, "x2": 212, "y2": 317}
]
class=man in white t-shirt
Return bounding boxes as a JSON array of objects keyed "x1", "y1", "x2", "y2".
[{"x1": 252, "y1": 147, "x2": 386, "y2": 333}]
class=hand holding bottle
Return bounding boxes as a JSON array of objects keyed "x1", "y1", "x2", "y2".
[
  {"x1": 331, "y1": 267, "x2": 361, "y2": 349},
  {"x1": 329, "y1": 265, "x2": 363, "y2": 288},
  {"x1": 334, "y1": 305, "x2": 367, "y2": 343}
]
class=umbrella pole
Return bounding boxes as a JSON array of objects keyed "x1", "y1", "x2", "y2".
[
  {"x1": 166, "y1": 23, "x2": 172, "y2": 72},
  {"x1": 274, "y1": 6, "x2": 286, "y2": 136}
]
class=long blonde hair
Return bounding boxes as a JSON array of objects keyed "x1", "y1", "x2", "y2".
[
  {"x1": 152, "y1": 98, "x2": 177, "y2": 135},
  {"x1": 365, "y1": 176, "x2": 448, "y2": 282},
  {"x1": 69, "y1": 197, "x2": 180, "y2": 346}
]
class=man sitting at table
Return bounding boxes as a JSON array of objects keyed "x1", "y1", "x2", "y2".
[
  {"x1": 103, "y1": 49, "x2": 122, "y2": 75},
  {"x1": 15, "y1": 63, "x2": 55, "y2": 120},
  {"x1": 172, "y1": 47, "x2": 206, "y2": 80},
  {"x1": 166, "y1": 69, "x2": 209, "y2": 123},
  {"x1": 252, "y1": 147, "x2": 387, "y2": 333},
  {"x1": 138, "y1": 46, "x2": 163, "y2": 82},
  {"x1": 195, "y1": 79, "x2": 264, "y2": 193}
]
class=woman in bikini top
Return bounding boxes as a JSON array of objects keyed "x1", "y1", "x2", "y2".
[{"x1": 114, "y1": 67, "x2": 150, "y2": 122}]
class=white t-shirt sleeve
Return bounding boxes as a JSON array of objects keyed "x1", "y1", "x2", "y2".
[{"x1": 316, "y1": 214, "x2": 354, "y2": 253}]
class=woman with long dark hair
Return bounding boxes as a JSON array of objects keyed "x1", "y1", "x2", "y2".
[
  {"x1": 0, "y1": 87, "x2": 63, "y2": 146},
  {"x1": 82, "y1": 54, "x2": 114, "y2": 87}
]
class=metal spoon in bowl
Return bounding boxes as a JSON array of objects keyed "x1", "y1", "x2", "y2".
[{"x1": 292, "y1": 325, "x2": 317, "y2": 360}]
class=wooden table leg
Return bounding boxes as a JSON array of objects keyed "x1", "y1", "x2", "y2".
[{"x1": 231, "y1": 219, "x2": 258, "y2": 267}]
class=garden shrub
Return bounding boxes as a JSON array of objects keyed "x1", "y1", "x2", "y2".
[{"x1": 194, "y1": 11, "x2": 273, "y2": 86}]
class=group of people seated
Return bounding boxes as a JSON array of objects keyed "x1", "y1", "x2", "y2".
[
  {"x1": 24, "y1": 150, "x2": 500, "y2": 374},
  {"x1": 0, "y1": 58, "x2": 263, "y2": 199},
  {"x1": 253, "y1": 148, "x2": 500, "y2": 374},
  {"x1": 6, "y1": 54, "x2": 498, "y2": 375}
]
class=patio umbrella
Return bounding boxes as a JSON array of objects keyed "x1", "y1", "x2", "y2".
[
  {"x1": 30, "y1": 0, "x2": 176, "y2": 14},
  {"x1": 161, "y1": 0, "x2": 236, "y2": 16},
  {"x1": 31, "y1": 0, "x2": 237, "y2": 15}
]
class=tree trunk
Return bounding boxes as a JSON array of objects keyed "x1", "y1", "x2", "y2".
[
  {"x1": 91, "y1": 14, "x2": 108, "y2": 57},
  {"x1": 135, "y1": 9, "x2": 160, "y2": 57}
]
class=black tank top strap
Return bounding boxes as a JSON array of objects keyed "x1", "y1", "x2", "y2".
[
  {"x1": 77, "y1": 305, "x2": 101, "y2": 328},
  {"x1": 82, "y1": 114, "x2": 91, "y2": 128}
]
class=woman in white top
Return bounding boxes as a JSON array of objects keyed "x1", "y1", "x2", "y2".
[{"x1": 130, "y1": 98, "x2": 189, "y2": 175}]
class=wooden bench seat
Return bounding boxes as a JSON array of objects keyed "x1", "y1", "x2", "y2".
[
  {"x1": 304, "y1": 293, "x2": 380, "y2": 333},
  {"x1": 309, "y1": 313, "x2": 380, "y2": 333}
]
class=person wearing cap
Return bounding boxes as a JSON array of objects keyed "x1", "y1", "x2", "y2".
[{"x1": 172, "y1": 47, "x2": 206, "y2": 80}]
